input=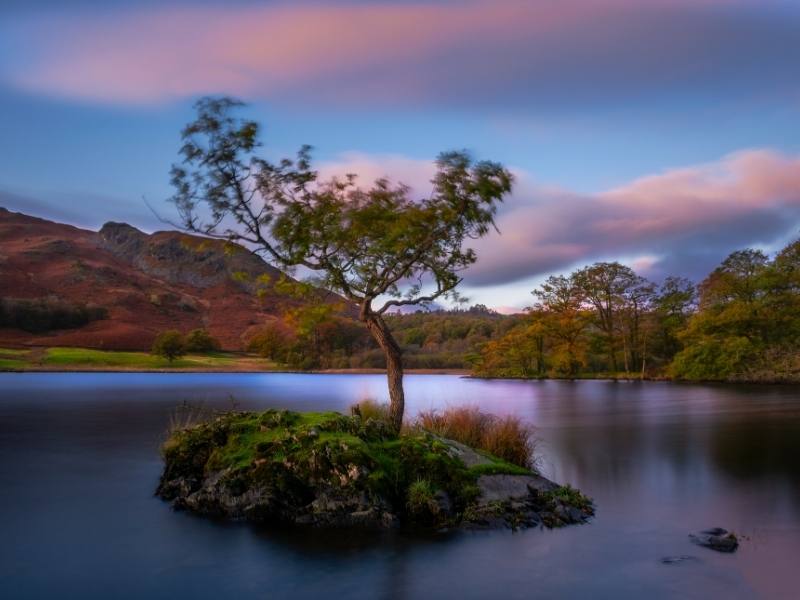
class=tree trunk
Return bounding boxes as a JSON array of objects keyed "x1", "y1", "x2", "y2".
[
  {"x1": 608, "y1": 333, "x2": 618, "y2": 373},
  {"x1": 641, "y1": 332, "x2": 647, "y2": 380},
  {"x1": 536, "y1": 337, "x2": 545, "y2": 376},
  {"x1": 363, "y1": 311, "x2": 404, "y2": 431},
  {"x1": 622, "y1": 334, "x2": 630, "y2": 375}
]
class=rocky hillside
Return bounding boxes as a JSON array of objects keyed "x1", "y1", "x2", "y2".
[{"x1": 0, "y1": 207, "x2": 349, "y2": 350}]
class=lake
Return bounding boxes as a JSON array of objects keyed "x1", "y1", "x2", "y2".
[{"x1": 1, "y1": 373, "x2": 798, "y2": 599}]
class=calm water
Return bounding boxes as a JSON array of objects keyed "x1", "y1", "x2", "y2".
[{"x1": 1, "y1": 374, "x2": 799, "y2": 599}]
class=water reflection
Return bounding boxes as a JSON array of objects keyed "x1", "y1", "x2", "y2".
[{"x1": 1, "y1": 374, "x2": 798, "y2": 598}]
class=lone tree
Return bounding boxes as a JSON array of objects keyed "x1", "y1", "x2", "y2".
[
  {"x1": 152, "y1": 330, "x2": 186, "y2": 363},
  {"x1": 169, "y1": 97, "x2": 513, "y2": 430}
]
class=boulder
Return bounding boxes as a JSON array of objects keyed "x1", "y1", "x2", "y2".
[{"x1": 689, "y1": 528, "x2": 739, "y2": 553}]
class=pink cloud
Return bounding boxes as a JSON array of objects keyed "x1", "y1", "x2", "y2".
[
  {"x1": 317, "y1": 148, "x2": 800, "y2": 285},
  {"x1": 3, "y1": 2, "x2": 521, "y2": 104},
  {"x1": 1, "y1": 0, "x2": 791, "y2": 106}
]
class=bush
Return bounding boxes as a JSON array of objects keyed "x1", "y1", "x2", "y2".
[
  {"x1": 406, "y1": 478, "x2": 440, "y2": 524},
  {"x1": 480, "y1": 416, "x2": 537, "y2": 469},
  {"x1": 670, "y1": 336, "x2": 754, "y2": 381},
  {"x1": 416, "y1": 406, "x2": 536, "y2": 469},
  {"x1": 151, "y1": 330, "x2": 186, "y2": 362},
  {"x1": 184, "y1": 328, "x2": 221, "y2": 353},
  {"x1": 417, "y1": 406, "x2": 490, "y2": 448}
]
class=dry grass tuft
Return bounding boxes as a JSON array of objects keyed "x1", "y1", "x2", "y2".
[
  {"x1": 350, "y1": 399, "x2": 391, "y2": 423},
  {"x1": 416, "y1": 406, "x2": 537, "y2": 469}
]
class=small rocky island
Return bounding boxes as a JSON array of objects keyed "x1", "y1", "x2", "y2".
[{"x1": 157, "y1": 409, "x2": 593, "y2": 531}]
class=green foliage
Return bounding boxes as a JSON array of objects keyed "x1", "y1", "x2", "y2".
[
  {"x1": 540, "y1": 485, "x2": 593, "y2": 512},
  {"x1": 184, "y1": 328, "x2": 221, "y2": 353},
  {"x1": 170, "y1": 97, "x2": 514, "y2": 428},
  {"x1": 671, "y1": 241, "x2": 800, "y2": 382},
  {"x1": 670, "y1": 336, "x2": 754, "y2": 380},
  {"x1": 161, "y1": 409, "x2": 525, "y2": 525},
  {"x1": 406, "y1": 478, "x2": 440, "y2": 524},
  {"x1": 170, "y1": 98, "x2": 512, "y2": 312},
  {"x1": 475, "y1": 261, "x2": 695, "y2": 379},
  {"x1": 472, "y1": 238, "x2": 798, "y2": 383},
  {"x1": 151, "y1": 330, "x2": 186, "y2": 363},
  {"x1": 345, "y1": 307, "x2": 514, "y2": 370}
]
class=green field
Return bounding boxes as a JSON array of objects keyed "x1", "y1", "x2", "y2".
[
  {"x1": 0, "y1": 347, "x2": 32, "y2": 369},
  {"x1": 0, "y1": 347, "x2": 276, "y2": 372}
]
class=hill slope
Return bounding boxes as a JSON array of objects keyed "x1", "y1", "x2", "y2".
[{"x1": 0, "y1": 207, "x2": 348, "y2": 350}]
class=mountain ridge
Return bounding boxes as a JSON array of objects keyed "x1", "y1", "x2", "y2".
[{"x1": 0, "y1": 207, "x2": 348, "y2": 350}]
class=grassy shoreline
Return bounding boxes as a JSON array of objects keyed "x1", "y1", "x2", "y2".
[
  {"x1": 3, "y1": 346, "x2": 792, "y2": 383},
  {"x1": 0, "y1": 347, "x2": 468, "y2": 375}
]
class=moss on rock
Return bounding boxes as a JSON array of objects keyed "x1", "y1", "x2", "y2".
[{"x1": 157, "y1": 409, "x2": 594, "y2": 531}]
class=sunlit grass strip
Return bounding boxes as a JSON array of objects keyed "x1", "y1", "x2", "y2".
[{"x1": 43, "y1": 347, "x2": 240, "y2": 369}]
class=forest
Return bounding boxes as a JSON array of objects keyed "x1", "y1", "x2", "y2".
[{"x1": 247, "y1": 238, "x2": 799, "y2": 383}]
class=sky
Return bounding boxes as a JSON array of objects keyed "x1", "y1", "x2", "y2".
[{"x1": 1, "y1": 0, "x2": 799, "y2": 312}]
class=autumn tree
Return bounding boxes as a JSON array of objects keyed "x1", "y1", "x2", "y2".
[
  {"x1": 531, "y1": 274, "x2": 589, "y2": 376},
  {"x1": 475, "y1": 322, "x2": 544, "y2": 378},
  {"x1": 621, "y1": 276, "x2": 656, "y2": 375},
  {"x1": 573, "y1": 262, "x2": 645, "y2": 373},
  {"x1": 169, "y1": 97, "x2": 513, "y2": 429}
]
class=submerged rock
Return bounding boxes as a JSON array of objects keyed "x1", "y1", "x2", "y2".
[
  {"x1": 660, "y1": 555, "x2": 699, "y2": 565},
  {"x1": 689, "y1": 528, "x2": 739, "y2": 553},
  {"x1": 156, "y1": 410, "x2": 594, "y2": 532}
]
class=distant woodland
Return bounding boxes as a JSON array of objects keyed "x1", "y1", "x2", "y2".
[{"x1": 249, "y1": 238, "x2": 800, "y2": 382}]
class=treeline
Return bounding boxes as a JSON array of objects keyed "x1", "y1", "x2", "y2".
[
  {"x1": 248, "y1": 304, "x2": 369, "y2": 369},
  {"x1": 474, "y1": 239, "x2": 800, "y2": 382},
  {"x1": 671, "y1": 241, "x2": 799, "y2": 381},
  {"x1": 0, "y1": 297, "x2": 108, "y2": 333},
  {"x1": 246, "y1": 303, "x2": 515, "y2": 370},
  {"x1": 375, "y1": 305, "x2": 515, "y2": 368},
  {"x1": 243, "y1": 238, "x2": 799, "y2": 381}
]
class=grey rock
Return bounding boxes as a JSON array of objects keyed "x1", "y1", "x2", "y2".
[
  {"x1": 477, "y1": 474, "x2": 557, "y2": 503},
  {"x1": 438, "y1": 437, "x2": 494, "y2": 468},
  {"x1": 689, "y1": 528, "x2": 739, "y2": 553}
]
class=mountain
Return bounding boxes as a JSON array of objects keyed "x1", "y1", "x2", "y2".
[{"x1": 0, "y1": 207, "x2": 348, "y2": 350}]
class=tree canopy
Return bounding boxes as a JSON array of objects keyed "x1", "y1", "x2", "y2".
[
  {"x1": 170, "y1": 97, "x2": 513, "y2": 428},
  {"x1": 473, "y1": 239, "x2": 799, "y2": 382}
]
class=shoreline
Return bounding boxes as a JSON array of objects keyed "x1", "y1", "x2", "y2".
[
  {"x1": 0, "y1": 366, "x2": 800, "y2": 386},
  {"x1": 2, "y1": 368, "x2": 796, "y2": 385},
  {"x1": 0, "y1": 366, "x2": 470, "y2": 375}
]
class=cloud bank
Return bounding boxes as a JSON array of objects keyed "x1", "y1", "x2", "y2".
[
  {"x1": 4, "y1": 148, "x2": 799, "y2": 293},
  {"x1": 2, "y1": 0, "x2": 799, "y2": 110},
  {"x1": 320, "y1": 149, "x2": 800, "y2": 285}
]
